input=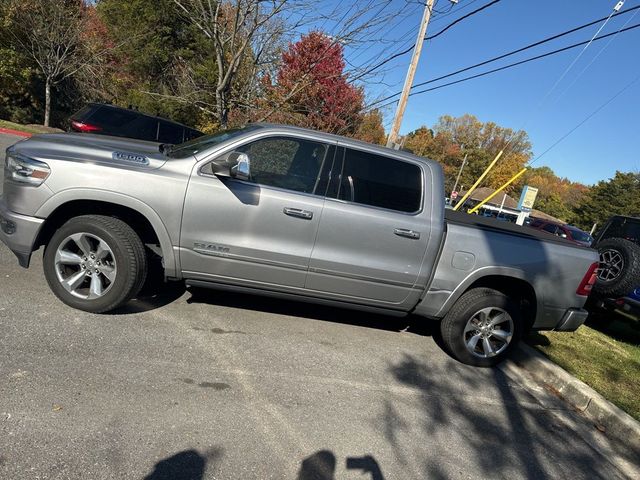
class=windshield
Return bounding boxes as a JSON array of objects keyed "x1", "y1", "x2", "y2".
[
  {"x1": 567, "y1": 227, "x2": 593, "y2": 244},
  {"x1": 166, "y1": 125, "x2": 260, "y2": 158}
]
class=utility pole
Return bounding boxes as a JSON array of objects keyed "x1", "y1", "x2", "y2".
[
  {"x1": 451, "y1": 151, "x2": 468, "y2": 198},
  {"x1": 386, "y1": 0, "x2": 435, "y2": 148}
]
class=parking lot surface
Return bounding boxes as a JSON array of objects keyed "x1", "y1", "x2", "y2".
[{"x1": 0, "y1": 134, "x2": 635, "y2": 479}]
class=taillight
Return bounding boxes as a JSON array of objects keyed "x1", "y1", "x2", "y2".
[
  {"x1": 576, "y1": 262, "x2": 599, "y2": 296},
  {"x1": 71, "y1": 120, "x2": 101, "y2": 132}
]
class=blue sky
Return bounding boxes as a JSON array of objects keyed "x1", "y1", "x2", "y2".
[{"x1": 333, "y1": 0, "x2": 640, "y2": 185}]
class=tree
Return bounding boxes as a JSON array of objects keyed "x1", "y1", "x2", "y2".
[
  {"x1": 96, "y1": 0, "x2": 212, "y2": 126},
  {"x1": 172, "y1": 0, "x2": 292, "y2": 128},
  {"x1": 518, "y1": 166, "x2": 589, "y2": 221},
  {"x1": 7, "y1": 0, "x2": 94, "y2": 126},
  {"x1": 405, "y1": 114, "x2": 532, "y2": 195},
  {"x1": 259, "y1": 31, "x2": 365, "y2": 135},
  {"x1": 571, "y1": 171, "x2": 640, "y2": 230},
  {"x1": 353, "y1": 109, "x2": 385, "y2": 145}
]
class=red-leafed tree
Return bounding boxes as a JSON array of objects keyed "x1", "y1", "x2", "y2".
[{"x1": 259, "y1": 31, "x2": 365, "y2": 135}]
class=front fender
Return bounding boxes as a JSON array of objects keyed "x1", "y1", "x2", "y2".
[{"x1": 35, "y1": 188, "x2": 178, "y2": 277}]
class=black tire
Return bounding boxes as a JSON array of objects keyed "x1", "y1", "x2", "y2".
[
  {"x1": 593, "y1": 238, "x2": 640, "y2": 298},
  {"x1": 440, "y1": 288, "x2": 523, "y2": 367},
  {"x1": 43, "y1": 215, "x2": 148, "y2": 313}
]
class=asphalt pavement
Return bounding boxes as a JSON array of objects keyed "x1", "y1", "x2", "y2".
[{"x1": 0, "y1": 133, "x2": 636, "y2": 479}]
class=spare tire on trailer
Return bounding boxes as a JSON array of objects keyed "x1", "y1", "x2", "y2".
[{"x1": 594, "y1": 237, "x2": 640, "y2": 297}]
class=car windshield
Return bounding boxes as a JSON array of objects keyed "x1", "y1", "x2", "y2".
[
  {"x1": 567, "y1": 227, "x2": 592, "y2": 243},
  {"x1": 166, "y1": 125, "x2": 260, "y2": 158}
]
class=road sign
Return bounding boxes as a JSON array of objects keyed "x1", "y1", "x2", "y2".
[
  {"x1": 451, "y1": 191, "x2": 458, "y2": 200},
  {"x1": 517, "y1": 185, "x2": 538, "y2": 212}
]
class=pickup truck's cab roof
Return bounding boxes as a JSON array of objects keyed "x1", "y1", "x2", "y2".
[
  {"x1": 168, "y1": 122, "x2": 434, "y2": 168},
  {"x1": 248, "y1": 122, "x2": 432, "y2": 166}
]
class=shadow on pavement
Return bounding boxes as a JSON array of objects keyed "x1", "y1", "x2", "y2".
[
  {"x1": 110, "y1": 281, "x2": 186, "y2": 315},
  {"x1": 143, "y1": 448, "x2": 222, "y2": 480},
  {"x1": 297, "y1": 450, "x2": 336, "y2": 480},
  {"x1": 297, "y1": 451, "x2": 386, "y2": 480},
  {"x1": 185, "y1": 286, "x2": 438, "y2": 338},
  {"x1": 385, "y1": 354, "x2": 630, "y2": 479}
]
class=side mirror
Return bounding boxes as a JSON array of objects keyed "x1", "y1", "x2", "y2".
[
  {"x1": 228, "y1": 152, "x2": 250, "y2": 181},
  {"x1": 209, "y1": 151, "x2": 251, "y2": 180}
]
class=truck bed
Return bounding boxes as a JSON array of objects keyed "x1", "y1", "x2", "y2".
[{"x1": 445, "y1": 209, "x2": 591, "y2": 250}]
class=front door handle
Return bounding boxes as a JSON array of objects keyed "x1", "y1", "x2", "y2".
[
  {"x1": 283, "y1": 207, "x2": 313, "y2": 220},
  {"x1": 394, "y1": 228, "x2": 420, "y2": 239}
]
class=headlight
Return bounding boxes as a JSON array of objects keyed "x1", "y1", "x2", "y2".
[{"x1": 4, "y1": 150, "x2": 50, "y2": 186}]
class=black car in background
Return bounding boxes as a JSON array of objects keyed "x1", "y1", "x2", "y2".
[{"x1": 68, "y1": 103, "x2": 203, "y2": 144}]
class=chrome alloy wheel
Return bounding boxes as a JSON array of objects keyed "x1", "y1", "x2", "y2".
[
  {"x1": 597, "y1": 249, "x2": 624, "y2": 282},
  {"x1": 54, "y1": 233, "x2": 117, "y2": 300},
  {"x1": 463, "y1": 307, "x2": 514, "y2": 358}
]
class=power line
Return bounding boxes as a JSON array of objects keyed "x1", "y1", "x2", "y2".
[
  {"x1": 529, "y1": 71, "x2": 640, "y2": 166},
  {"x1": 370, "y1": 19, "x2": 640, "y2": 109},
  {"x1": 351, "y1": 0, "x2": 502, "y2": 81},
  {"x1": 426, "y1": 0, "x2": 501, "y2": 41},
  {"x1": 554, "y1": 6, "x2": 640, "y2": 103}
]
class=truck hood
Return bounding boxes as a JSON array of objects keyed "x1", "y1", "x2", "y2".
[{"x1": 10, "y1": 133, "x2": 171, "y2": 170}]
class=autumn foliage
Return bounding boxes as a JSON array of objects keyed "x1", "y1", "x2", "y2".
[{"x1": 260, "y1": 31, "x2": 365, "y2": 135}]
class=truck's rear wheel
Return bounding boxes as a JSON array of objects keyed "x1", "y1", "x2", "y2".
[
  {"x1": 43, "y1": 215, "x2": 147, "y2": 313},
  {"x1": 440, "y1": 288, "x2": 522, "y2": 367}
]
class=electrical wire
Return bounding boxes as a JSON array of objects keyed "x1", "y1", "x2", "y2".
[
  {"x1": 367, "y1": 4, "x2": 640, "y2": 107},
  {"x1": 528, "y1": 72, "x2": 640, "y2": 166},
  {"x1": 351, "y1": 0, "x2": 503, "y2": 81},
  {"x1": 532, "y1": 0, "x2": 623, "y2": 114},
  {"x1": 554, "y1": 6, "x2": 640, "y2": 102},
  {"x1": 426, "y1": 0, "x2": 501, "y2": 41},
  {"x1": 370, "y1": 21, "x2": 640, "y2": 109}
]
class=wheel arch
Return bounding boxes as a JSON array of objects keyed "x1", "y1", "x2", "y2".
[
  {"x1": 463, "y1": 275, "x2": 537, "y2": 330},
  {"x1": 419, "y1": 268, "x2": 539, "y2": 330},
  {"x1": 34, "y1": 191, "x2": 177, "y2": 278}
]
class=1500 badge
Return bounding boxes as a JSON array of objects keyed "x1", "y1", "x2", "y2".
[
  {"x1": 194, "y1": 242, "x2": 230, "y2": 256},
  {"x1": 112, "y1": 151, "x2": 149, "y2": 165}
]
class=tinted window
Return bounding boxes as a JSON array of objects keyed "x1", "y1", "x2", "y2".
[
  {"x1": 84, "y1": 106, "x2": 160, "y2": 140},
  {"x1": 566, "y1": 227, "x2": 592, "y2": 243},
  {"x1": 529, "y1": 218, "x2": 544, "y2": 228},
  {"x1": 71, "y1": 105, "x2": 94, "y2": 121},
  {"x1": 622, "y1": 221, "x2": 640, "y2": 243},
  {"x1": 158, "y1": 121, "x2": 184, "y2": 144},
  {"x1": 333, "y1": 148, "x2": 422, "y2": 213},
  {"x1": 88, "y1": 106, "x2": 138, "y2": 131},
  {"x1": 236, "y1": 136, "x2": 331, "y2": 194},
  {"x1": 184, "y1": 128, "x2": 203, "y2": 141},
  {"x1": 542, "y1": 223, "x2": 558, "y2": 234},
  {"x1": 127, "y1": 115, "x2": 158, "y2": 141}
]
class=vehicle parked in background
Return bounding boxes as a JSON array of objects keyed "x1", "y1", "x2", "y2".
[
  {"x1": 1, "y1": 123, "x2": 598, "y2": 367},
  {"x1": 587, "y1": 215, "x2": 640, "y2": 319},
  {"x1": 528, "y1": 218, "x2": 593, "y2": 247},
  {"x1": 68, "y1": 103, "x2": 203, "y2": 145}
]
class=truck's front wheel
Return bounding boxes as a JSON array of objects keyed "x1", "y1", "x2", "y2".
[
  {"x1": 43, "y1": 215, "x2": 147, "y2": 313},
  {"x1": 440, "y1": 288, "x2": 522, "y2": 367}
]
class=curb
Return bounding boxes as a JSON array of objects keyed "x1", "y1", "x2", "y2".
[
  {"x1": 510, "y1": 343, "x2": 640, "y2": 452},
  {"x1": 0, "y1": 128, "x2": 32, "y2": 138}
]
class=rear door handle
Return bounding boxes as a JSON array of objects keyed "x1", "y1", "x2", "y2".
[
  {"x1": 283, "y1": 207, "x2": 313, "y2": 220},
  {"x1": 394, "y1": 228, "x2": 420, "y2": 239}
]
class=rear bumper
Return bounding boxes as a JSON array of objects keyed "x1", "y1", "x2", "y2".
[
  {"x1": 0, "y1": 197, "x2": 44, "y2": 267},
  {"x1": 554, "y1": 308, "x2": 589, "y2": 332}
]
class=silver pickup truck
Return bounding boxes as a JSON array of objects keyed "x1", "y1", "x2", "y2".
[{"x1": 0, "y1": 124, "x2": 599, "y2": 366}]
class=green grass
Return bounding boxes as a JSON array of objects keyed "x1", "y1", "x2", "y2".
[
  {"x1": 527, "y1": 317, "x2": 640, "y2": 421},
  {"x1": 0, "y1": 119, "x2": 60, "y2": 134}
]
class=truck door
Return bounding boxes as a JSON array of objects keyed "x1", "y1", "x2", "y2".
[
  {"x1": 306, "y1": 146, "x2": 432, "y2": 307},
  {"x1": 180, "y1": 135, "x2": 336, "y2": 289}
]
